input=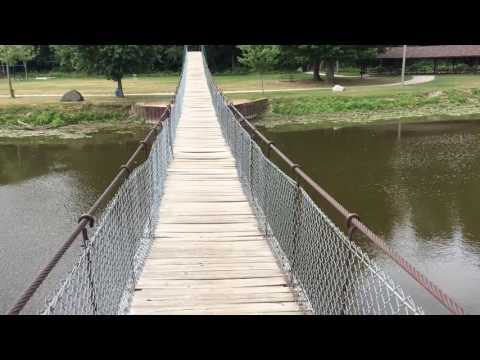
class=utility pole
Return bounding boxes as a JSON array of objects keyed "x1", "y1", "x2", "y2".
[{"x1": 401, "y1": 45, "x2": 407, "y2": 85}]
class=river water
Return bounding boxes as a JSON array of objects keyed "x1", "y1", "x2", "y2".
[
  {"x1": 261, "y1": 120, "x2": 480, "y2": 314},
  {"x1": 0, "y1": 129, "x2": 147, "y2": 314},
  {"x1": 2, "y1": 120, "x2": 480, "y2": 314}
]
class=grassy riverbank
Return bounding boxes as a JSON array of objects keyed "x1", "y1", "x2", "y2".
[
  {"x1": 3, "y1": 73, "x2": 480, "y2": 135},
  {"x1": 0, "y1": 71, "x2": 409, "y2": 135},
  {"x1": 0, "y1": 99, "x2": 156, "y2": 139},
  {"x1": 227, "y1": 76, "x2": 480, "y2": 129},
  {"x1": 0, "y1": 102, "x2": 142, "y2": 128}
]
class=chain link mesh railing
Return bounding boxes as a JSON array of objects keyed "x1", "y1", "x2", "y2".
[
  {"x1": 41, "y1": 124, "x2": 173, "y2": 315},
  {"x1": 7, "y1": 49, "x2": 188, "y2": 315},
  {"x1": 201, "y1": 48, "x2": 429, "y2": 315},
  {"x1": 42, "y1": 58, "x2": 187, "y2": 315}
]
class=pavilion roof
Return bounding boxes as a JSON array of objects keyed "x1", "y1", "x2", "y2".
[{"x1": 377, "y1": 45, "x2": 480, "y2": 59}]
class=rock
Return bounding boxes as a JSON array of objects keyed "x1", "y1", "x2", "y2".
[
  {"x1": 332, "y1": 85, "x2": 345, "y2": 92},
  {"x1": 428, "y1": 91, "x2": 443, "y2": 98},
  {"x1": 61, "y1": 90, "x2": 84, "y2": 102}
]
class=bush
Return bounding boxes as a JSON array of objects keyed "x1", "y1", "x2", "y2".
[
  {"x1": 472, "y1": 88, "x2": 480, "y2": 97},
  {"x1": 32, "y1": 111, "x2": 62, "y2": 126}
]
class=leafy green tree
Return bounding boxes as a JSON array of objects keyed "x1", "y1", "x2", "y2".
[
  {"x1": 31, "y1": 45, "x2": 57, "y2": 72},
  {"x1": 51, "y1": 45, "x2": 80, "y2": 72},
  {"x1": 280, "y1": 45, "x2": 381, "y2": 83},
  {"x1": 204, "y1": 46, "x2": 241, "y2": 73},
  {"x1": 0, "y1": 45, "x2": 35, "y2": 97},
  {"x1": 151, "y1": 45, "x2": 183, "y2": 72},
  {"x1": 279, "y1": 45, "x2": 325, "y2": 81},
  {"x1": 52, "y1": 45, "x2": 157, "y2": 97},
  {"x1": 237, "y1": 45, "x2": 280, "y2": 94}
]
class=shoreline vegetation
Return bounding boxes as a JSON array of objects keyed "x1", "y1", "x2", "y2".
[
  {"x1": 254, "y1": 88, "x2": 480, "y2": 130},
  {"x1": 0, "y1": 102, "x2": 150, "y2": 139},
  {"x1": 1, "y1": 73, "x2": 480, "y2": 138}
]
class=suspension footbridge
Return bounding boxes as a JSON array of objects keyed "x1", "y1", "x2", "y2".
[
  {"x1": 130, "y1": 52, "x2": 303, "y2": 314},
  {"x1": 7, "y1": 47, "x2": 464, "y2": 315}
]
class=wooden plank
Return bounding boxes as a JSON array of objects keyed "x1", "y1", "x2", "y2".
[
  {"x1": 130, "y1": 302, "x2": 302, "y2": 314},
  {"x1": 131, "y1": 309, "x2": 303, "y2": 315},
  {"x1": 132, "y1": 292, "x2": 297, "y2": 303},
  {"x1": 139, "y1": 270, "x2": 284, "y2": 280},
  {"x1": 132, "y1": 294, "x2": 297, "y2": 307},
  {"x1": 135, "y1": 277, "x2": 289, "y2": 289},
  {"x1": 137, "y1": 256, "x2": 278, "y2": 265},
  {"x1": 134, "y1": 286, "x2": 293, "y2": 296},
  {"x1": 156, "y1": 224, "x2": 261, "y2": 232}
]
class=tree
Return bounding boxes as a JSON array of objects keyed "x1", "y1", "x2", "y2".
[
  {"x1": 20, "y1": 46, "x2": 36, "y2": 81},
  {"x1": 237, "y1": 45, "x2": 280, "y2": 94},
  {"x1": 52, "y1": 45, "x2": 157, "y2": 97},
  {"x1": 279, "y1": 45, "x2": 382, "y2": 83},
  {"x1": 51, "y1": 45, "x2": 80, "y2": 72},
  {"x1": 354, "y1": 47, "x2": 382, "y2": 79},
  {"x1": 204, "y1": 46, "x2": 241, "y2": 73},
  {"x1": 31, "y1": 45, "x2": 57, "y2": 72},
  {"x1": 151, "y1": 45, "x2": 183, "y2": 72},
  {"x1": 0, "y1": 45, "x2": 35, "y2": 98},
  {"x1": 279, "y1": 45, "x2": 324, "y2": 81}
]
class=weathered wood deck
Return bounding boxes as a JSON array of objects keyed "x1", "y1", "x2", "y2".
[{"x1": 130, "y1": 52, "x2": 303, "y2": 315}]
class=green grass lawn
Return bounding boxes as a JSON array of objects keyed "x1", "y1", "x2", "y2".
[
  {"x1": 236, "y1": 75, "x2": 480, "y2": 129},
  {"x1": 2, "y1": 72, "x2": 480, "y2": 131},
  {"x1": 226, "y1": 75, "x2": 480, "y2": 101},
  {"x1": 0, "y1": 95, "x2": 172, "y2": 107},
  {"x1": 0, "y1": 75, "x2": 179, "y2": 96},
  {"x1": 215, "y1": 73, "x2": 405, "y2": 91},
  {"x1": 0, "y1": 72, "x2": 405, "y2": 99}
]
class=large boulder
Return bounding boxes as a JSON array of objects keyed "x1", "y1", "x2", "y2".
[{"x1": 61, "y1": 90, "x2": 84, "y2": 102}]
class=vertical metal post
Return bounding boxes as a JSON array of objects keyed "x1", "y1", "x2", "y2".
[
  {"x1": 79, "y1": 218, "x2": 97, "y2": 314},
  {"x1": 249, "y1": 133, "x2": 255, "y2": 199},
  {"x1": 290, "y1": 165, "x2": 302, "y2": 279},
  {"x1": 401, "y1": 45, "x2": 407, "y2": 85},
  {"x1": 264, "y1": 142, "x2": 275, "y2": 239}
]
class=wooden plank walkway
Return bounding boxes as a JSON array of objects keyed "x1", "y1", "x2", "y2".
[{"x1": 130, "y1": 52, "x2": 303, "y2": 315}]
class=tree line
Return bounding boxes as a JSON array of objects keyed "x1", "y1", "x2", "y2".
[{"x1": 0, "y1": 45, "x2": 385, "y2": 98}]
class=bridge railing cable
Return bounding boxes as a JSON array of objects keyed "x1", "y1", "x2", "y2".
[
  {"x1": 7, "y1": 47, "x2": 189, "y2": 315},
  {"x1": 200, "y1": 46, "x2": 464, "y2": 315}
]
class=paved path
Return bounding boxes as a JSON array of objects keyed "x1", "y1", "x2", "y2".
[
  {"x1": 129, "y1": 52, "x2": 303, "y2": 315},
  {"x1": 306, "y1": 72, "x2": 436, "y2": 84},
  {"x1": 306, "y1": 71, "x2": 359, "y2": 78},
  {"x1": 386, "y1": 75, "x2": 435, "y2": 86}
]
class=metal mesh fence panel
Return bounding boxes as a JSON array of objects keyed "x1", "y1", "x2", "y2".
[
  {"x1": 202, "y1": 51, "x2": 424, "y2": 315},
  {"x1": 39, "y1": 55, "x2": 188, "y2": 315}
]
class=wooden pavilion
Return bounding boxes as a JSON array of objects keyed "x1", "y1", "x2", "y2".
[{"x1": 376, "y1": 45, "x2": 480, "y2": 74}]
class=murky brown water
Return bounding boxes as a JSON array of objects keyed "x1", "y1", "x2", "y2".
[
  {"x1": 260, "y1": 120, "x2": 480, "y2": 314},
  {"x1": 2, "y1": 120, "x2": 480, "y2": 314},
  {"x1": 0, "y1": 129, "x2": 147, "y2": 314}
]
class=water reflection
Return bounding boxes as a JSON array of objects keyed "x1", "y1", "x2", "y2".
[
  {"x1": 261, "y1": 120, "x2": 480, "y2": 314},
  {"x1": 0, "y1": 129, "x2": 147, "y2": 314}
]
